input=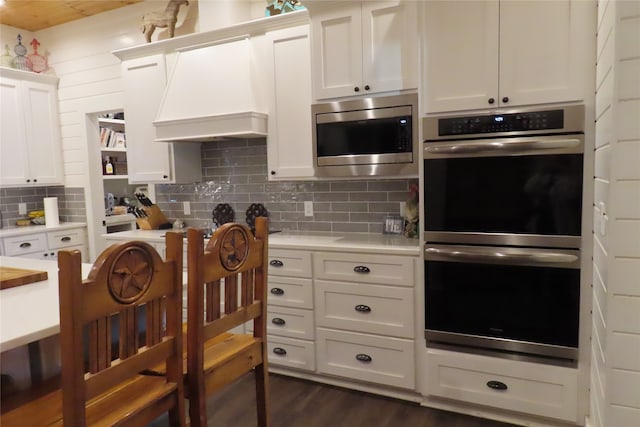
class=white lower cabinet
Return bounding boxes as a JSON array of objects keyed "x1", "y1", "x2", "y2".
[
  {"x1": 316, "y1": 328, "x2": 414, "y2": 390},
  {"x1": 313, "y1": 251, "x2": 416, "y2": 390},
  {"x1": 1, "y1": 226, "x2": 88, "y2": 262},
  {"x1": 267, "y1": 248, "x2": 315, "y2": 371},
  {"x1": 427, "y1": 348, "x2": 579, "y2": 422}
]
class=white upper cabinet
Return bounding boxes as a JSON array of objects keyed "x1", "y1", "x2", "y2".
[
  {"x1": 120, "y1": 54, "x2": 201, "y2": 184},
  {"x1": 311, "y1": 1, "x2": 418, "y2": 100},
  {"x1": 0, "y1": 69, "x2": 63, "y2": 187},
  {"x1": 422, "y1": 0, "x2": 592, "y2": 113},
  {"x1": 265, "y1": 25, "x2": 315, "y2": 180}
]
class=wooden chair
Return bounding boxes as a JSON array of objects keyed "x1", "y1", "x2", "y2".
[
  {"x1": 186, "y1": 217, "x2": 270, "y2": 427},
  {"x1": 0, "y1": 233, "x2": 186, "y2": 427}
]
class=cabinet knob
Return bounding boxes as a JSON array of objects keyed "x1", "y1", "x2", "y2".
[
  {"x1": 488, "y1": 98, "x2": 495, "y2": 104},
  {"x1": 271, "y1": 317, "x2": 286, "y2": 326},
  {"x1": 19, "y1": 242, "x2": 32, "y2": 248},
  {"x1": 502, "y1": 96, "x2": 509, "y2": 103},
  {"x1": 61, "y1": 236, "x2": 71, "y2": 242},
  {"x1": 364, "y1": 85, "x2": 370, "y2": 91},
  {"x1": 355, "y1": 353, "x2": 372, "y2": 363},
  {"x1": 354, "y1": 86, "x2": 360, "y2": 92},
  {"x1": 354, "y1": 304, "x2": 371, "y2": 313},
  {"x1": 486, "y1": 380, "x2": 508, "y2": 391},
  {"x1": 163, "y1": 175, "x2": 168, "y2": 179},
  {"x1": 44, "y1": 252, "x2": 49, "y2": 257},
  {"x1": 33, "y1": 179, "x2": 37, "y2": 182},
  {"x1": 270, "y1": 170, "x2": 276, "y2": 175},
  {"x1": 26, "y1": 179, "x2": 31, "y2": 183},
  {"x1": 273, "y1": 347, "x2": 287, "y2": 356},
  {"x1": 270, "y1": 259, "x2": 284, "y2": 267},
  {"x1": 270, "y1": 287, "x2": 285, "y2": 295},
  {"x1": 353, "y1": 265, "x2": 370, "y2": 274}
]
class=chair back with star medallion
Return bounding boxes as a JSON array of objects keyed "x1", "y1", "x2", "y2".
[
  {"x1": 186, "y1": 217, "x2": 270, "y2": 427},
  {"x1": 57, "y1": 232, "x2": 185, "y2": 426}
]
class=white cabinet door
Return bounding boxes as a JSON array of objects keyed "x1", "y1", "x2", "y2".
[
  {"x1": 361, "y1": 1, "x2": 418, "y2": 95},
  {"x1": 499, "y1": 0, "x2": 589, "y2": 107},
  {"x1": 423, "y1": 0, "x2": 590, "y2": 113},
  {"x1": 122, "y1": 54, "x2": 173, "y2": 184},
  {"x1": 422, "y1": 0, "x2": 499, "y2": 113},
  {"x1": 0, "y1": 74, "x2": 63, "y2": 187},
  {"x1": 311, "y1": 4, "x2": 362, "y2": 99},
  {"x1": 23, "y1": 80, "x2": 64, "y2": 185},
  {"x1": 266, "y1": 25, "x2": 315, "y2": 179},
  {"x1": 0, "y1": 77, "x2": 30, "y2": 186},
  {"x1": 311, "y1": 1, "x2": 417, "y2": 100}
]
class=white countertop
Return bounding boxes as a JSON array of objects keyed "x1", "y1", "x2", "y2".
[
  {"x1": 103, "y1": 229, "x2": 420, "y2": 256},
  {"x1": 0, "y1": 256, "x2": 92, "y2": 352},
  {"x1": 0, "y1": 222, "x2": 87, "y2": 238}
]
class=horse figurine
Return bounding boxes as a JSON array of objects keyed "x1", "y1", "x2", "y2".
[{"x1": 141, "y1": 0, "x2": 189, "y2": 43}]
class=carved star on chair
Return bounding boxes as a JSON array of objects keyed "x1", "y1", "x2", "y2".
[
  {"x1": 219, "y1": 227, "x2": 249, "y2": 271},
  {"x1": 108, "y1": 247, "x2": 153, "y2": 303}
]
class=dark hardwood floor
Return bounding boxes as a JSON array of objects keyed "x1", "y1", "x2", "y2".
[{"x1": 153, "y1": 373, "x2": 518, "y2": 427}]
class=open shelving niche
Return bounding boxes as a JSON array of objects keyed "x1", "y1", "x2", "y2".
[{"x1": 97, "y1": 113, "x2": 139, "y2": 234}]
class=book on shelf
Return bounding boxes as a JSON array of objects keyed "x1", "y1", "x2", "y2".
[{"x1": 99, "y1": 127, "x2": 126, "y2": 148}]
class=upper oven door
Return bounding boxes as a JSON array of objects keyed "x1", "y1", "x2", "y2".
[{"x1": 423, "y1": 134, "x2": 584, "y2": 248}]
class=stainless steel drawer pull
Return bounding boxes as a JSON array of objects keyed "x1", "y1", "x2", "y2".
[
  {"x1": 272, "y1": 317, "x2": 286, "y2": 326},
  {"x1": 486, "y1": 380, "x2": 508, "y2": 391},
  {"x1": 61, "y1": 236, "x2": 71, "y2": 242},
  {"x1": 270, "y1": 288, "x2": 284, "y2": 295},
  {"x1": 353, "y1": 265, "x2": 370, "y2": 273},
  {"x1": 270, "y1": 260, "x2": 284, "y2": 267},
  {"x1": 19, "y1": 242, "x2": 31, "y2": 248},
  {"x1": 273, "y1": 347, "x2": 287, "y2": 356},
  {"x1": 355, "y1": 354, "x2": 372, "y2": 363},
  {"x1": 354, "y1": 304, "x2": 371, "y2": 313}
]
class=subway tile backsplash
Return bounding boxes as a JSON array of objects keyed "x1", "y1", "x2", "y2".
[
  {"x1": 156, "y1": 139, "x2": 417, "y2": 234},
  {"x1": 0, "y1": 186, "x2": 86, "y2": 228}
]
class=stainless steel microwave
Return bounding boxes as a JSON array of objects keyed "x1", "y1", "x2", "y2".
[{"x1": 312, "y1": 94, "x2": 418, "y2": 178}]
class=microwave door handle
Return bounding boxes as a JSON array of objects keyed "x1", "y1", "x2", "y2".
[
  {"x1": 424, "y1": 246, "x2": 579, "y2": 267},
  {"x1": 423, "y1": 138, "x2": 582, "y2": 155}
]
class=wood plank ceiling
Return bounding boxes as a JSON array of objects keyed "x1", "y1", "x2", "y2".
[{"x1": 0, "y1": 1, "x2": 144, "y2": 32}]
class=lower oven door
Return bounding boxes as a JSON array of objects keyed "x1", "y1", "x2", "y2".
[{"x1": 424, "y1": 244, "x2": 581, "y2": 361}]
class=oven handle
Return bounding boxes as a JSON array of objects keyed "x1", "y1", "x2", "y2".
[
  {"x1": 424, "y1": 245, "x2": 580, "y2": 268},
  {"x1": 423, "y1": 137, "x2": 582, "y2": 156}
]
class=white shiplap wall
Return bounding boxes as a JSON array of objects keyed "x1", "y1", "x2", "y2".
[{"x1": 592, "y1": 1, "x2": 640, "y2": 426}]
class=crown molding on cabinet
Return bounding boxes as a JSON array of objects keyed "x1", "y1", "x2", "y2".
[
  {"x1": 112, "y1": 9, "x2": 309, "y2": 61},
  {"x1": 0, "y1": 67, "x2": 59, "y2": 85}
]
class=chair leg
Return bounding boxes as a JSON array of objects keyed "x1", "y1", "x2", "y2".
[
  {"x1": 254, "y1": 363, "x2": 270, "y2": 427},
  {"x1": 188, "y1": 389, "x2": 208, "y2": 427}
]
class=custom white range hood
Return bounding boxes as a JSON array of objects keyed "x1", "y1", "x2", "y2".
[{"x1": 153, "y1": 37, "x2": 267, "y2": 142}]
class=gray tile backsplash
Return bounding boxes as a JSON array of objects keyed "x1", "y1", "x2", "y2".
[
  {"x1": 156, "y1": 139, "x2": 417, "y2": 233},
  {"x1": 0, "y1": 186, "x2": 86, "y2": 228}
]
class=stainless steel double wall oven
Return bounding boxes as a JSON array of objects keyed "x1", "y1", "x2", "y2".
[{"x1": 422, "y1": 104, "x2": 585, "y2": 363}]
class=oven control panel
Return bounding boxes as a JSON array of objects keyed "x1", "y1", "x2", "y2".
[{"x1": 438, "y1": 109, "x2": 565, "y2": 136}]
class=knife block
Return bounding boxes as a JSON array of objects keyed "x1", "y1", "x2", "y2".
[{"x1": 136, "y1": 205, "x2": 169, "y2": 230}]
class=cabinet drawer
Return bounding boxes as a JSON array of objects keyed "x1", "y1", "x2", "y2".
[
  {"x1": 314, "y1": 252, "x2": 414, "y2": 286},
  {"x1": 266, "y1": 306, "x2": 314, "y2": 340},
  {"x1": 427, "y1": 349, "x2": 578, "y2": 422},
  {"x1": 267, "y1": 336, "x2": 315, "y2": 372},
  {"x1": 316, "y1": 328, "x2": 415, "y2": 390},
  {"x1": 268, "y1": 276, "x2": 313, "y2": 309},
  {"x1": 2, "y1": 233, "x2": 47, "y2": 256},
  {"x1": 47, "y1": 228, "x2": 86, "y2": 249},
  {"x1": 315, "y1": 280, "x2": 413, "y2": 338},
  {"x1": 268, "y1": 249, "x2": 312, "y2": 278}
]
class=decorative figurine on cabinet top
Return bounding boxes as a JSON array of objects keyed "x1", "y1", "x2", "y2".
[
  {"x1": 27, "y1": 38, "x2": 48, "y2": 73},
  {"x1": 12, "y1": 34, "x2": 32, "y2": 71},
  {"x1": 265, "y1": 0, "x2": 305, "y2": 16},
  {"x1": 141, "y1": 0, "x2": 189, "y2": 43},
  {"x1": 0, "y1": 44, "x2": 13, "y2": 68}
]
